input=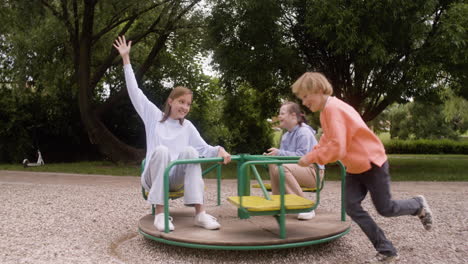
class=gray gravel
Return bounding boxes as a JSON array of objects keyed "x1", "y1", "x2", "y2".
[{"x1": 0, "y1": 170, "x2": 467, "y2": 264}]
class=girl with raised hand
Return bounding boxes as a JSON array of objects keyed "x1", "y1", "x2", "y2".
[{"x1": 113, "y1": 36, "x2": 231, "y2": 232}]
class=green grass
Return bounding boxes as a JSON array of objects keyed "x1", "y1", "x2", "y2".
[
  {"x1": 1, "y1": 154, "x2": 467, "y2": 181},
  {"x1": 321, "y1": 154, "x2": 468, "y2": 181},
  {"x1": 0, "y1": 161, "x2": 141, "y2": 176}
]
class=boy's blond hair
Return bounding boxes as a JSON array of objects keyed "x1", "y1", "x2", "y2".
[{"x1": 291, "y1": 72, "x2": 334, "y2": 96}]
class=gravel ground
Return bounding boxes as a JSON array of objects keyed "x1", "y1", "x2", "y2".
[{"x1": 0, "y1": 170, "x2": 467, "y2": 264}]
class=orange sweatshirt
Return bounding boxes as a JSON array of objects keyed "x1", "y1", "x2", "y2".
[{"x1": 303, "y1": 97, "x2": 387, "y2": 174}]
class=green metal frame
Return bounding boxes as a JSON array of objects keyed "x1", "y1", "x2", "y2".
[
  {"x1": 139, "y1": 154, "x2": 349, "y2": 249},
  {"x1": 141, "y1": 158, "x2": 225, "y2": 215},
  {"x1": 138, "y1": 227, "x2": 350, "y2": 250},
  {"x1": 235, "y1": 156, "x2": 322, "y2": 239},
  {"x1": 160, "y1": 156, "x2": 242, "y2": 232}
]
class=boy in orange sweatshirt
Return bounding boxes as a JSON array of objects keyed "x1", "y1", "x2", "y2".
[{"x1": 292, "y1": 72, "x2": 433, "y2": 263}]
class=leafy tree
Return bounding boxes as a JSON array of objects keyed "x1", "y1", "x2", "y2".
[
  {"x1": 0, "y1": 84, "x2": 100, "y2": 163},
  {"x1": 428, "y1": 3, "x2": 468, "y2": 99},
  {"x1": 188, "y1": 77, "x2": 232, "y2": 151},
  {"x1": 2, "y1": 0, "x2": 212, "y2": 162},
  {"x1": 389, "y1": 101, "x2": 459, "y2": 140},
  {"x1": 222, "y1": 83, "x2": 272, "y2": 154},
  {"x1": 442, "y1": 88, "x2": 468, "y2": 133},
  {"x1": 208, "y1": 0, "x2": 467, "y2": 122}
]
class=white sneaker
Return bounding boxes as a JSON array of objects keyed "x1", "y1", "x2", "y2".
[
  {"x1": 194, "y1": 212, "x2": 221, "y2": 230},
  {"x1": 298, "y1": 210, "x2": 316, "y2": 220},
  {"x1": 415, "y1": 195, "x2": 433, "y2": 231},
  {"x1": 154, "y1": 213, "x2": 175, "y2": 232}
]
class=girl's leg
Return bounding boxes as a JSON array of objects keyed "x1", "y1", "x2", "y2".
[
  {"x1": 169, "y1": 146, "x2": 204, "y2": 206},
  {"x1": 145, "y1": 146, "x2": 171, "y2": 206},
  {"x1": 144, "y1": 146, "x2": 174, "y2": 231},
  {"x1": 269, "y1": 164, "x2": 309, "y2": 197},
  {"x1": 287, "y1": 164, "x2": 319, "y2": 191},
  {"x1": 170, "y1": 147, "x2": 220, "y2": 229}
]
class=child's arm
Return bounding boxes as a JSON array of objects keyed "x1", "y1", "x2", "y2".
[
  {"x1": 299, "y1": 109, "x2": 348, "y2": 166},
  {"x1": 114, "y1": 36, "x2": 161, "y2": 122},
  {"x1": 188, "y1": 122, "x2": 223, "y2": 158}
]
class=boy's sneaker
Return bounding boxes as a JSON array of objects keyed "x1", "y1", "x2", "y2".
[
  {"x1": 194, "y1": 212, "x2": 221, "y2": 230},
  {"x1": 154, "y1": 213, "x2": 175, "y2": 232},
  {"x1": 366, "y1": 253, "x2": 400, "y2": 263},
  {"x1": 298, "y1": 210, "x2": 316, "y2": 220},
  {"x1": 415, "y1": 195, "x2": 433, "y2": 231}
]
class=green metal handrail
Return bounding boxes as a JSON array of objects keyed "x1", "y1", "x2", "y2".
[
  {"x1": 336, "y1": 160, "x2": 346, "y2": 221},
  {"x1": 250, "y1": 165, "x2": 271, "y2": 200},
  {"x1": 155, "y1": 154, "x2": 346, "y2": 234},
  {"x1": 238, "y1": 158, "x2": 315, "y2": 238},
  {"x1": 142, "y1": 157, "x2": 229, "y2": 216},
  {"x1": 161, "y1": 155, "x2": 242, "y2": 233}
]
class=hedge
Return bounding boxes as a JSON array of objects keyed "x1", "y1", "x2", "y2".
[{"x1": 384, "y1": 139, "x2": 468, "y2": 154}]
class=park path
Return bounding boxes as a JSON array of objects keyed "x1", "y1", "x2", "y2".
[{"x1": 0, "y1": 170, "x2": 467, "y2": 264}]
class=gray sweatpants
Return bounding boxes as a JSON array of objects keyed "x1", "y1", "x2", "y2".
[
  {"x1": 345, "y1": 161, "x2": 422, "y2": 256},
  {"x1": 141, "y1": 146, "x2": 204, "y2": 205}
]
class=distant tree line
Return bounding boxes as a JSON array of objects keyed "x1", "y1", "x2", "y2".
[{"x1": 0, "y1": 0, "x2": 466, "y2": 163}]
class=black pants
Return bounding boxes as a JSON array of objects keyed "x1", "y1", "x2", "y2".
[{"x1": 345, "y1": 161, "x2": 421, "y2": 256}]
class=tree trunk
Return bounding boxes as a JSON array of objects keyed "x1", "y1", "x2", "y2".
[{"x1": 77, "y1": 0, "x2": 144, "y2": 162}]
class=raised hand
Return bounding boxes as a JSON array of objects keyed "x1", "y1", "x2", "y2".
[{"x1": 113, "y1": 35, "x2": 132, "y2": 65}]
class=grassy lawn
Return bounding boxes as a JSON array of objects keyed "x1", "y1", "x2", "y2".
[
  {"x1": 1, "y1": 154, "x2": 467, "y2": 181},
  {"x1": 320, "y1": 154, "x2": 468, "y2": 181},
  {"x1": 0, "y1": 161, "x2": 142, "y2": 177}
]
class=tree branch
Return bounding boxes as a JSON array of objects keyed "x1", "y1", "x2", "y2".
[
  {"x1": 92, "y1": 1, "x2": 171, "y2": 43},
  {"x1": 40, "y1": 0, "x2": 75, "y2": 36}
]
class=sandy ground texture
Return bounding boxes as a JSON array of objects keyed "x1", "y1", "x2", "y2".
[{"x1": 0, "y1": 170, "x2": 467, "y2": 264}]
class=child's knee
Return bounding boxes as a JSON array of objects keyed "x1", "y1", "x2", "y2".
[
  {"x1": 345, "y1": 201, "x2": 360, "y2": 216},
  {"x1": 268, "y1": 165, "x2": 279, "y2": 178},
  {"x1": 181, "y1": 146, "x2": 199, "y2": 159},
  {"x1": 149, "y1": 146, "x2": 169, "y2": 161}
]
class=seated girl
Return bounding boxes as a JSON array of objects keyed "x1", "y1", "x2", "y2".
[
  {"x1": 265, "y1": 102, "x2": 324, "y2": 220},
  {"x1": 114, "y1": 36, "x2": 231, "y2": 232}
]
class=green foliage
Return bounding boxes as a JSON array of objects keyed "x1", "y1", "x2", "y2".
[
  {"x1": 367, "y1": 108, "x2": 391, "y2": 134},
  {"x1": 222, "y1": 83, "x2": 273, "y2": 154},
  {"x1": 0, "y1": 88, "x2": 35, "y2": 162},
  {"x1": 389, "y1": 101, "x2": 460, "y2": 140},
  {"x1": 384, "y1": 139, "x2": 468, "y2": 154},
  {"x1": 1, "y1": 0, "x2": 223, "y2": 162},
  {"x1": 0, "y1": 85, "x2": 99, "y2": 163},
  {"x1": 189, "y1": 77, "x2": 232, "y2": 149},
  {"x1": 442, "y1": 88, "x2": 468, "y2": 133},
  {"x1": 428, "y1": 2, "x2": 468, "y2": 99},
  {"x1": 207, "y1": 0, "x2": 467, "y2": 122}
]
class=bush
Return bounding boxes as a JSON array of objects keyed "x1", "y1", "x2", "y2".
[{"x1": 385, "y1": 139, "x2": 468, "y2": 154}]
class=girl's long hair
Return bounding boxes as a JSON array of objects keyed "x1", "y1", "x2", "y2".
[
  {"x1": 282, "y1": 101, "x2": 307, "y2": 126},
  {"x1": 160, "y1": 86, "x2": 193, "y2": 125}
]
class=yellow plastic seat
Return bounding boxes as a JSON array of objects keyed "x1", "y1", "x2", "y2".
[
  {"x1": 144, "y1": 189, "x2": 184, "y2": 199},
  {"x1": 252, "y1": 183, "x2": 317, "y2": 192},
  {"x1": 227, "y1": 194, "x2": 314, "y2": 212}
]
